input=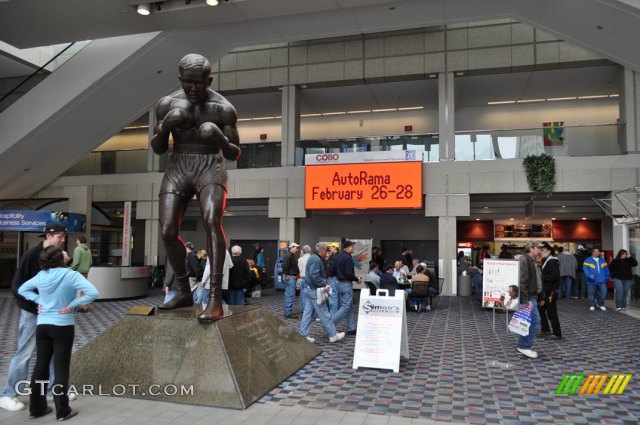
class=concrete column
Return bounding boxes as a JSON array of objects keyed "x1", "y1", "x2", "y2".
[
  {"x1": 63, "y1": 185, "x2": 92, "y2": 241},
  {"x1": 278, "y1": 217, "x2": 300, "y2": 243},
  {"x1": 144, "y1": 218, "x2": 163, "y2": 266},
  {"x1": 438, "y1": 215, "x2": 457, "y2": 296},
  {"x1": 438, "y1": 72, "x2": 455, "y2": 161},
  {"x1": 620, "y1": 68, "x2": 639, "y2": 154},
  {"x1": 281, "y1": 85, "x2": 300, "y2": 166}
]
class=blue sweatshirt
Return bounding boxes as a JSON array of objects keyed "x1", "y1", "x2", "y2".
[
  {"x1": 18, "y1": 268, "x2": 99, "y2": 326},
  {"x1": 583, "y1": 256, "x2": 610, "y2": 285}
]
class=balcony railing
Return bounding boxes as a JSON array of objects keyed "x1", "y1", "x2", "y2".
[
  {"x1": 61, "y1": 124, "x2": 625, "y2": 176},
  {"x1": 62, "y1": 142, "x2": 282, "y2": 176},
  {"x1": 295, "y1": 124, "x2": 624, "y2": 165},
  {"x1": 453, "y1": 123, "x2": 623, "y2": 161}
]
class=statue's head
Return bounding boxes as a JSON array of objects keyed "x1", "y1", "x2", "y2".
[{"x1": 178, "y1": 53, "x2": 213, "y2": 105}]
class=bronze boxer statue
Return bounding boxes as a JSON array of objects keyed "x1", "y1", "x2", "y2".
[{"x1": 152, "y1": 53, "x2": 240, "y2": 322}]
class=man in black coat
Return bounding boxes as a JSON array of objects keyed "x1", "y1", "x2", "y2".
[
  {"x1": 539, "y1": 242, "x2": 562, "y2": 340},
  {"x1": 228, "y1": 245, "x2": 250, "y2": 305}
]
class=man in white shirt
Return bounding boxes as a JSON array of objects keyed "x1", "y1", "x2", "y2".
[
  {"x1": 297, "y1": 245, "x2": 312, "y2": 279},
  {"x1": 297, "y1": 245, "x2": 312, "y2": 314}
]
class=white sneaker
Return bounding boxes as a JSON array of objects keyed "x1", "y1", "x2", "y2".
[
  {"x1": 305, "y1": 336, "x2": 315, "y2": 343},
  {"x1": 599, "y1": 306, "x2": 607, "y2": 311},
  {"x1": 329, "y1": 332, "x2": 345, "y2": 343},
  {"x1": 426, "y1": 305, "x2": 431, "y2": 311},
  {"x1": 516, "y1": 348, "x2": 538, "y2": 359},
  {"x1": 69, "y1": 392, "x2": 77, "y2": 401},
  {"x1": 0, "y1": 396, "x2": 25, "y2": 411},
  {"x1": 617, "y1": 308, "x2": 622, "y2": 311},
  {"x1": 590, "y1": 306, "x2": 595, "y2": 311}
]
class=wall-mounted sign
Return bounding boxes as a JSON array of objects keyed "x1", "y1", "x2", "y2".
[
  {"x1": 305, "y1": 161, "x2": 423, "y2": 210},
  {"x1": 305, "y1": 150, "x2": 421, "y2": 165},
  {"x1": 0, "y1": 210, "x2": 86, "y2": 232}
]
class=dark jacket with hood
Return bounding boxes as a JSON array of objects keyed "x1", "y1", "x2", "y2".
[{"x1": 11, "y1": 242, "x2": 45, "y2": 314}]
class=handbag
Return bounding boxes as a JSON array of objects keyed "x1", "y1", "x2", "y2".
[{"x1": 508, "y1": 302, "x2": 533, "y2": 336}]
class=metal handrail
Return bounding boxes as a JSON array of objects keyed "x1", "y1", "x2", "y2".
[{"x1": 0, "y1": 42, "x2": 76, "y2": 106}]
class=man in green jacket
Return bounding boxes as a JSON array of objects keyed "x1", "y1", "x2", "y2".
[{"x1": 71, "y1": 235, "x2": 93, "y2": 312}]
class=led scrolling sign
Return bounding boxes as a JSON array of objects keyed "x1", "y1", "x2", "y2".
[{"x1": 305, "y1": 161, "x2": 423, "y2": 210}]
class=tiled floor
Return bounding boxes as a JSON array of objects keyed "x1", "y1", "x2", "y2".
[{"x1": 0, "y1": 287, "x2": 639, "y2": 424}]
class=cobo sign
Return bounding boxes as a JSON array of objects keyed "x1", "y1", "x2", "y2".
[{"x1": 315, "y1": 153, "x2": 339, "y2": 162}]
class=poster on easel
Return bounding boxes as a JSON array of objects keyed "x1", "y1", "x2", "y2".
[
  {"x1": 348, "y1": 238, "x2": 372, "y2": 289},
  {"x1": 352, "y1": 288, "x2": 409, "y2": 373},
  {"x1": 482, "y1": 259, "x2": 520, "y2": 310}
]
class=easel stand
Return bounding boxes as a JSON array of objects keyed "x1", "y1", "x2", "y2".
[{"x1": 490, "y1": 307, "x2": 511, "y2": 369}]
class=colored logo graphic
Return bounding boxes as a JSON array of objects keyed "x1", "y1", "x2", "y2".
[{"x1": 556, "y1": 374, "x2": 632, "y2": 395}]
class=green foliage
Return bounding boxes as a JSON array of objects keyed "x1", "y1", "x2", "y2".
[{"x1": 522, "y1": 154, "x2": 556, "y2": 198}]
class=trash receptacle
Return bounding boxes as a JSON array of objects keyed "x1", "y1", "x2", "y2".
[{"x1": 458, "y1": 274, "x2": 472, "y2": 296}]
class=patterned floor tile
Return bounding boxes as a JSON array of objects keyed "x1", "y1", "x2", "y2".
[{"x1": 1, "y1": 289, "x2": 638, "y2": 424}]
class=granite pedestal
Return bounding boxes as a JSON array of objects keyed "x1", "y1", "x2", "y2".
[{"x1": 70, "y1": 305, "x2": 321, "y2": 409}]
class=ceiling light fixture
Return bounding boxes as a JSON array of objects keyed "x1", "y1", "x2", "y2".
[
  {"x1": 577, "y1": 95, "x2": 609, "y2": 100},
  {"x1": 516, "y1": 99, "x2": 545, "y2": 103},
  {"x1": 547, "y1": 97, "x2": 577, "y2": 101},
  {"x1": 487, "y1": 100, "x2": 516, "y2": 105},
  {"x1": 206, "y1": 0, "x2": 219, "y2": 5},
  {"x1": 137, "y1": 3, "x2": 151, "y2": 15}
]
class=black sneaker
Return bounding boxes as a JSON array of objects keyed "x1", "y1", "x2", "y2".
[{"x1": 346, "y1": 329, "x2": 357, "y2": 336}]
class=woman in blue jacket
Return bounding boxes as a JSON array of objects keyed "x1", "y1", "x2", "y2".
[{"x1": 18, "y1": 246, "x2": 99, "y2": 421}]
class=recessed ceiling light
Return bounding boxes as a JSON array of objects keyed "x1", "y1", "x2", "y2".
[
  {"x1": 483, "y1": 206, "x2": 488, "y2": 209},
  {"x1": 561, "y1": 205, "x2": 566, "y2": 208},
  {"x1": 206, "y1": 0, "x2": 219, "y2": 5},
  {"x1": 137, "y1": 3, "x2": 151, "y2": 15},
  {"x1": 476, "y1": 218, "x2": 480, "y2": 221},
  {"x1": 509, "y1": 218, "x2": 514, "y2": 221},
  {"x1": 582, "y1": 217, "x2": 587, "y2": 220},
  {"x1": 551, "y1": 218, "x2": 555, "y2": 220}
]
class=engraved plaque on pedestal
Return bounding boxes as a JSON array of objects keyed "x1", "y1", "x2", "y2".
[{"x1": 70, "y1": 305, "x2": 321, "y2": 409}]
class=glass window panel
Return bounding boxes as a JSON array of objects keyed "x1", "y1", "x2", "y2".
[
  {"x1": 455, "y1": 134, "x2": 473, "y2": 161},
  {"x1": 474, "y1": 134, "x2": 494, "y2": 160},
  {"x1": 497, "y1": 136, "x2": 518, "y2": 159}
]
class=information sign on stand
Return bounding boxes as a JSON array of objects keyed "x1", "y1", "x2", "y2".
[
  {"x1": 352, "y1": 288, "x2": 409, "y2": 373},
  {"x1": 482, "y1": 259, "x2": 520, "y2": 369}
]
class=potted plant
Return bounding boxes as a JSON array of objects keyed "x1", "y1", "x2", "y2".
[{"x1": 522, "y1": 154, "x2": 556, "y2": 198}]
